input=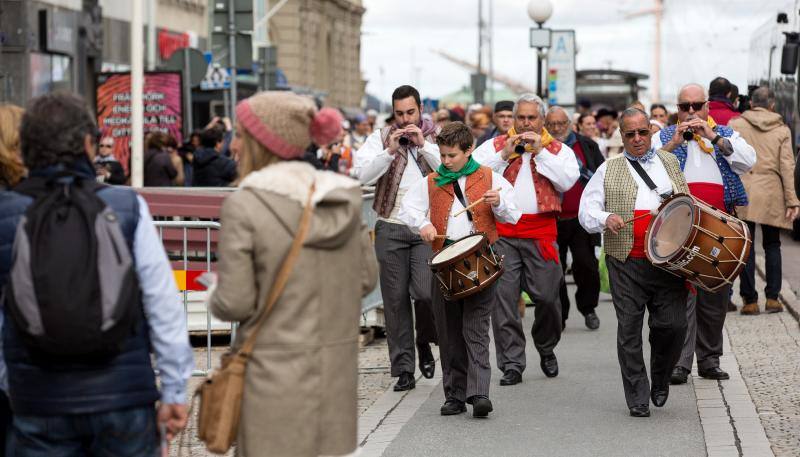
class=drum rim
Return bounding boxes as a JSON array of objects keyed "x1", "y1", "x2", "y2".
[
  {"x1": 429, "y1": 232, "x2": 489, "y2": 267},
  {"x1": 645, "y1": 193, "x2": 700, "y2": 264}
]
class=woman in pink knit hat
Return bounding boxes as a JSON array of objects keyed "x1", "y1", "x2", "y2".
[{"x1": 208, "y1": 91, "x2": 378, "y2": 457}]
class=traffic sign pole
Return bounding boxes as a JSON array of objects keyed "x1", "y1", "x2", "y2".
[
  {"x1": 228, "y1": 0, "x2": 237, "y2": 122},
  {"x1": 183, "y1": 48, "x2": 193, "y2": 134}
]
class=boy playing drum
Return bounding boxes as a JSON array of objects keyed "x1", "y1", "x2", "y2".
[{"x1": 398, "y1": 121, "x2": 520, "y2": 417}]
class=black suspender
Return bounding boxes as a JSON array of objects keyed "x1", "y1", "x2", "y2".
[
  {"x1": 452, "y1": 181, "x2": 473, "y2": 222},
  {"x1": 626, "y1": 158, "x2": 673, "y2": 201}
]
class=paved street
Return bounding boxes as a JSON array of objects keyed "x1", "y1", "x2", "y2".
[{"x1": 358, "y1": 271, "x2": 793, "y2": 457}]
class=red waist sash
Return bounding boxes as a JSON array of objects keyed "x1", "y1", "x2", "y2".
[
  {"x1": 630, "y1": 209, "x2": 653, "y2": 259},
  {"x1": 688, "y1": 182, "x2": 726, "y2": 213},
  {"x1": 497, "y1": 213, "x2": 559, "y2": 263}
]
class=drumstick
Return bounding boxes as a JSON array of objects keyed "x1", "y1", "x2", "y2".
[
  {"x1": 452, "y1": 188, "x2": 502, "y2": 217},
  {"x1": 433, "y1": 235, "x2": 448, "y2": 239},
  {"x1": 603, "y1": 210, "x2": 656, "y2": 232}
]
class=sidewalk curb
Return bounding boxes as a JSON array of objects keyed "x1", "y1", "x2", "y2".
[{"x1": 754, "y1": 256, "x2": 800, "y2": 323}]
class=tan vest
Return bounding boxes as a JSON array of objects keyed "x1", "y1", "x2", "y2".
[
  {"x1": 428, "y1": 166, "x2": 498, "y2": 252},
  {"x1": 603, "y1": 150, "x2": 689, "y2": 261}
]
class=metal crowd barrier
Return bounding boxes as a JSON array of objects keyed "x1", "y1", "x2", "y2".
[{"x1": 154, "y1": 220, "x2": 233, "y2": 377}]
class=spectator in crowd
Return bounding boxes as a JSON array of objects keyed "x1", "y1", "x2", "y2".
[
  {"x1": 193, "y1": 126, "x2": 237, "y2": 187},
  {"x1": 630, "y1": 100, "x2": 646, "y2": 111},
  {"x1": 449, "y1": 106, "x2": 466, "y2": 123},
  {"x1": 318, "y1": 127, "x2": 354, "y2": 175},
  {"x1": 94, "y1": 136, "x2": 126, "y2": 184},
  {"x1": 730, "y1": 87, "x2": 800, "y2": 314},
  {"x1": 708, "y1": 76, "x2": 741, "y2": 126},
  {"x1": 0, "y1": 103, "x2": 24, "y2": 449},
  {"x1": 577, "y1": 113, "x2": 607, "y2": 155},
  {"x1": 434, "y1": 108, "x2": 451, "y2": 129},
  {"x1": 667, "y1": 112, "x2": 679, "y2": 126},
  {"x1": 209, "y1": 91, "x2": 377, "y2": 457},
  {"x1": 477, "y1": 100, "x2": 515, "y2": 146},
  {"x1": 469, "y1": 110, "x2": 491, "y2": 140},
  {"x1": 143, "y1": 131, "x2": 180, "y2": 186},
  {"x1": 0, "y1": 92, "x2": 193, "y2": 455},
  {"x1": 189, "y1": 130, "x2": 202, "y2": 150},
  {"x1": 178, "y1": 140, "x2": 194, "y2": 187},
  {"x1": 545, "y1": 106, "x2": 605, "y2": 331},
  {"x1": 0, "y1": 104, "x2": 25, "y2": 189},
  {"x1": 651, "y1": 104, "x2": 669, "y2": 126},
  {"x1": 347, "y1": 114, "x2": 372, "y2": 151},
  {"x1": 164, "y1": 134, "x2": 185, "y2": 186},
  {"x1": 366, "y1": 108, "x2": 379, "y2": 131},
  {"x1": 596, "y1": 108, "x2": 623, "y2": 157},
  {"x1": 577, "y1": 99, "x2": 592, "y2": 116}
]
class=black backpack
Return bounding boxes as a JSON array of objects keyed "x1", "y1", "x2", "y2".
[{"x1": 6, "y1": 175, "x2": 140, "y2": 361}]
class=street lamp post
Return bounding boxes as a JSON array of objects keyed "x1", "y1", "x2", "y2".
[{"x1": 527, "y1": 0, "x2": 553, "y2": 98}]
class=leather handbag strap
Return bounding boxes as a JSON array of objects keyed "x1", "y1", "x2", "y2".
[{"x1": 238, "y1": 181, "x2": 316, "y2": 358}]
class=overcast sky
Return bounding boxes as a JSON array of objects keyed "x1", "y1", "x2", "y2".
[{"x1": 360, "y1": 0, "x2": 794, "y2": 106}]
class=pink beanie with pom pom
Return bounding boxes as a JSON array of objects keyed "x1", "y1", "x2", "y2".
[{"x1": 235, "y1": 91, "x2": 343, "y2": 159}]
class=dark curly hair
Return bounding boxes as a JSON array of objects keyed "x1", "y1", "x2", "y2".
[{"x1": 20, "y1": 92, "x2": 97, "y2": 170}]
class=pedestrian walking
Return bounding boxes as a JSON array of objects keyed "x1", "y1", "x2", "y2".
[
  {"x1": 579, "y1": 108, "x2": 690, "y2": 417},
  {"x1": 353, "y1": 85, "x2": 440, "y2": 391},
  {"x1": 729, "y1": 87, "x2": 800, "y2": 314},
  {"x1": 652, "y1": 83, "x2": 756, "y2": 385},
  {"x1": 473, "y1": 94, "x2": 579, "y2": 386},
  {"x1": 208, "y1": 91, "x2": 378, "y2": 457},
  {"x1": 544, "y1": 106, "x2": 605, "y2": 331},
  {"x1": 399, "y1": 121, "x2": 520, "y2": 418},
  {"x1": 0, "y1": 92, "x2": 193, "y2": 455}
]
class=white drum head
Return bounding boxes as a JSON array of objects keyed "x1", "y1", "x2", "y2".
[
  {"x1": 648, "y1": 196, "x2": 695, "y2": 262},
  {"x1": 431, "y1": 234, "x2": 484, "y2": 264}
]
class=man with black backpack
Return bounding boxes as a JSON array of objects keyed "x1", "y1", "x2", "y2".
[{"x1": 0, "y1": 93, "x2": 193, "y2": 455}]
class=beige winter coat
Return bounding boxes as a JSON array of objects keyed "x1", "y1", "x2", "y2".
[
  {"x1": 209, "y1": 161, "x2": 378, "y2": 457},
  {"x1": 730, "y1": 108, "x2": 800, "y2": 229}
]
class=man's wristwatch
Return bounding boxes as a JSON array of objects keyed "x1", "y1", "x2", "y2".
[{"x1": 711, "y1": 134, "x2": 722, "y2": 145}]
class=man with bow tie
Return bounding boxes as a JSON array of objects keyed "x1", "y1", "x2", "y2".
[
  {"x1": 473, "y1": 94, "x2": 579, "y2": 386},
  {"x1": 579, "y1": 108, "x2": 691, "y2": 417},
  {"x1": 652, "y1": 83, "x2": 756, "y2": 385}
]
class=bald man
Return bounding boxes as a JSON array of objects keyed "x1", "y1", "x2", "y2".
[
  {"x1": 652, "y1": 83, "x2": 756, "y2": 385},
  {"x1": 544, "y1": 106, "x2": 605, "y2": 331}
]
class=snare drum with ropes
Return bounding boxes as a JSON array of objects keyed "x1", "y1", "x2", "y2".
[
  {"x1": 428, "y1": 233, "x2": 504, "y2": 301},
  {"x1": 644, "y1": 193, "x2": 751, "y2": 292}
]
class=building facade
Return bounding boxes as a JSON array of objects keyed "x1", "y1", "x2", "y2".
[
  {"x1": 0, "y1": 0, "x2": 207, "y2": 107},
  {"x1": 266, "y1": 0, "x2": 365, "y2": 109}
]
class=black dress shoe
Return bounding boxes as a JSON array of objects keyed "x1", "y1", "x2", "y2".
[
  {"x1": 670, "y1": 366, "x2": 690, "y2": 385},
  {"x1": 393, "y1": 372, "x2": 416, "y2": 391},
  {"x1": 418, "y1": 343, "x2": 435, "y2": 379},
  {"x1": 499, "y1": 369, "x2": 522, "y2": 386},
  {"x1": 651, "y1": 386, "x2": 669, "y2": 407},
  {"x1": 440, "y1": 398, "x2": 466, "y2": 416},
  {"x1": 629, "y1": 404, "x2": 650, "y2": 417},
  {"x1": 698, "y1": 367, "x2": 730, "y2": 380},
  {"x1": 470, "y1": 395, "x2": 493, "y2": 418},
  {"x1": 584, "y1": 312, "x2": 600, "y2": 330},
  {"x1": 727, "y1": 300, "x2": 737, "y2": 312},
  {"x1": 540, "y1": 354, "x2": 559, "y2": 378}
]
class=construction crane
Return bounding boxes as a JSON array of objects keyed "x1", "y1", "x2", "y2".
[{"x1": 432, "y1": 49, "x2": 534, "y2": 95}]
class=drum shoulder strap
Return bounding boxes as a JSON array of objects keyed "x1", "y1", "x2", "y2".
[{"x1": 626, "y1": 158, "x2": 672, "y2": 200}]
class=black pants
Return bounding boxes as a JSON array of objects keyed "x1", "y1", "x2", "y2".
[
  {"x1": 739, "y1": 222, "x2": 782, "y2": 303},
  {"x1": 557, "y1": 218, "x2": 600, "y2": 322},
  {"x1": 606, "y1": 256, "x2": 688, "y2": 408}
]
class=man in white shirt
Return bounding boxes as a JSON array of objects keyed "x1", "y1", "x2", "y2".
[
  {"x1": 652, "y1": 83, "x2": 756, "y2": 385},
  {"x1": 399, "y1": 121, "x2": 520, "y2": 417},
  {"x1": 472, "y1": 94, "x2": 579, "y2": 385},
  {"x1": 353, "y1": 85, "x2": 440, "y2": 392},
  {"x1": 579, "y1": 107, "x2": 690, "y2": 417}
]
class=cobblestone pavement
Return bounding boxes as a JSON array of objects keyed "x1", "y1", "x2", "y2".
[
  {"x1": 171, "y1": 335, "x2": 396, "y2": 455},
  {"x1": 726, "y1": 275, "x2": 800, "y2": 457}
]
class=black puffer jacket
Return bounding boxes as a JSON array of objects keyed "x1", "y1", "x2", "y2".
[{"x1": 192, "y1": 146, "x2": 237, "y2": 187}]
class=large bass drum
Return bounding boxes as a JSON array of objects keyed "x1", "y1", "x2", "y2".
[
  {"x1": 429, "y1": 233, "x2": 503, "y2": 301},
  {"x1": 645, "y1": 193, "x2": 751, "y2": 292}
]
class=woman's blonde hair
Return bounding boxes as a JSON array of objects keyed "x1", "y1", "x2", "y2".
[
  {"x1": 0, "y1": 104, "x2": 25, "y2": 187},
  {"x1": 235, "y1": 127, "x2": 282, "y2": 183}
]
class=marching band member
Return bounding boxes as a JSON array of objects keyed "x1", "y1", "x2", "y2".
[
  {"x1": 472, "y1": 94, "x2": 579, "y2": 385},
  {"x1": 399, "y1": 121, "x2": 520, "y2": 417},
  {"x1": 652, "y1": 83, "x2": 756, "y2": 385},
  {"x1": 579, "y1": 108, "x2": 690, "y2": 417},
  {"x1": 353, "y1": 85, "x2": 439, "y2": 391}
]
